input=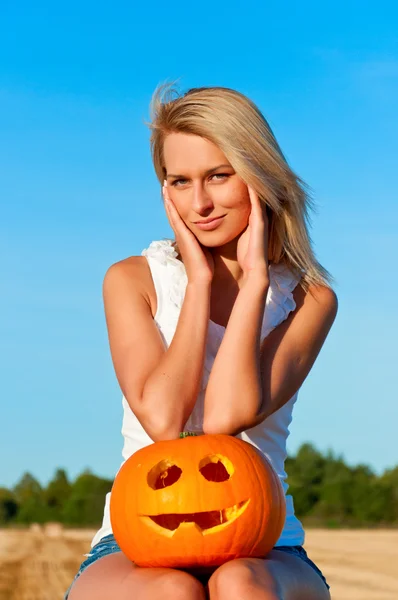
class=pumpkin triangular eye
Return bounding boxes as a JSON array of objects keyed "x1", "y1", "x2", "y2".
[
  {"x1": 147, "y1": 460, "x2": 182, "y2": 489},
  {"x1": 199, "y1": 454, "x2": 233, "y2": 482}
]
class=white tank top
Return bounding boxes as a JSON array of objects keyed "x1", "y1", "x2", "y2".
[{"x1": 91, "y1": 239, "x2": 305, "y2": 548}]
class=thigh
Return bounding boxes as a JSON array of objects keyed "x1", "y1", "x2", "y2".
[
  {"x1": 208, "y1": 551, "x2": 330, "y2": 600},
  {"x1": 68, "y1": 552, "x2": 206, "y2": 600},
  {"x1": 266, "y1": 549, "x2": 331, "y2": 600}
]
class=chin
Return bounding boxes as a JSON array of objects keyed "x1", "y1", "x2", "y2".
[{"x1": 196, "y1": 230, "x2": 242, "y2": 249}]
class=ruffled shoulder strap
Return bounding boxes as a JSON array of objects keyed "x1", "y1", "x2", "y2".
[
  {"x1": 141, "y1": 238, "x2": 180, "y2": 265},
  {"x1": 263, "y1": 262, "x2": 302, "y2": 336},
  {"x1": 141, "y1": 239, "x2": 187, "y2": 310}
]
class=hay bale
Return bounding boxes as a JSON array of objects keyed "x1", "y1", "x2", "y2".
[
  {"x1": 29, "y1": 523, "x2": 43, "y2": 535},
  {"x1": 44, "y1": 522, "x2": 64, "y2": 538}
]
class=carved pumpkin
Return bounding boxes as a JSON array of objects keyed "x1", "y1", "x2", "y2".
[{"x1": 110, "y1": 433, "x2": 286, "y2": 568}]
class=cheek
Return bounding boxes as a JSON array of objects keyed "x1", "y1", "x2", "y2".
[
  {"x1": 171, "y1": 199, "x2": 189, "y2": 221},
  {"x1": 228, "y1": 189, "x2": 251, "y2": 223},
  {"x1": 235, "y1": 206, "x2": 251, "y2": 231},
  {"x1": 219, "y1": 181, "x2": 250, "y2": 209}
]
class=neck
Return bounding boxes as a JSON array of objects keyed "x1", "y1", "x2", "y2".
[{"x1": 209, "y1": 240, "x2": 245, "y2": 288}]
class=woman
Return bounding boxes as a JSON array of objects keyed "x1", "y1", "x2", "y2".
[{"x1": 66, "y1": 83, "x2": 337, "y2": 599}]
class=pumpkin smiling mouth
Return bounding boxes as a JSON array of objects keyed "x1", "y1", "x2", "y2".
[{"x1": 140, "y1": 499, "x2": 250, "y2": 537}]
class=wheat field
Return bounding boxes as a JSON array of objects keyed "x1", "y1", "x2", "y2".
[{"x1": 0, "y1": 526, "x2": 397, "y2": 599}]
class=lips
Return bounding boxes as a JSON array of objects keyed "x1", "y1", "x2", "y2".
[
  {"x1": 140, "y1": 499, "x2": 250, "y2": 537},
  {"x1": 195, "y1": 215, "x2": 225, "y2": 224},
  {"x1": 193, "y1": 215, "x2": 226, "y2": 230}
]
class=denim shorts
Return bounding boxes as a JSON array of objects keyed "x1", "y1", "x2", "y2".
[
  {"x1": 64, "y1": 534, "x2": 329, "y2": 598},
  {"x1": 273, "y1": 544, "x2": 330, "y2": 591}
]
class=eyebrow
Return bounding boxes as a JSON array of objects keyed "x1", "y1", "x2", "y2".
[{"x1": 167, "y1": 164, "x2": 233, "y2": 178}]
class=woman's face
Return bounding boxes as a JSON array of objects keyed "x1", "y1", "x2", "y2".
[{"x1": 163, "y1": 133, "x2": 251, "y2": 247}]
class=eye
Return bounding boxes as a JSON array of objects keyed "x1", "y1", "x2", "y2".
[
  {"x1": 199, "y1": 454, "x2": 234, "y2": 482},
  {"x1": 170, "y1": 173, "x2": 230, "y2": 187},
  {"x1": 210, "y1": 173, "x2": 229, "y2": 181},
  {"x1": 147, "y1": 460, "x2": 182, "y2": 489}
]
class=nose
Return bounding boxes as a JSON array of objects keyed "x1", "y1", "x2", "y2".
[{"x1": 191, "y1": 182, "x2": 214, "y2": 215}]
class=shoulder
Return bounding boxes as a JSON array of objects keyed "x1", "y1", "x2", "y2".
[
  {"x1": 103, "y1": 256, "x2": 156, "y2": 316},
  {"x1": 292, "y1": 281, "x2": 338, "y2": 330},
  {"x1": 103, "y1": 255, "x2": 150, "y2": 283},
  {"x1": 269, "y1": 260, "x2": 338, "y2": 322},
  {"x1": 296, "y1": 282, "x2": 338, "y2": 312}
]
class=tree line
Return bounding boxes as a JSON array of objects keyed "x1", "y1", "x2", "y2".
[{"x1": 1, "y1": 443, "x2": 397, "y2": 528}]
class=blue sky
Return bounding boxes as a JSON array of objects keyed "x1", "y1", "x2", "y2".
[{"x1": 1, "y1": 1, "x2": 397, "y2": 489}]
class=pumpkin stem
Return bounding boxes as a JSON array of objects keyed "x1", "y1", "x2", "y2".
[{"x1": 179, "y1": 431, "x2": 197, "y2": 438}]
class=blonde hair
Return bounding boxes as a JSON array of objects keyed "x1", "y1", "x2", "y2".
[{"x1": 147, "y1": 81, "x2": 335, "y2": 292}]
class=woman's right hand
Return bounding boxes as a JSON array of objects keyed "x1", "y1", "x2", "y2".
[{"x1": 162, "y1": 181, "x2": 214, "y2": 284}]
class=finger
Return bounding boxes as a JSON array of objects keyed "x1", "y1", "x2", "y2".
[
  {"x1": 163, "y1": 182, "x2": 179, "y2": 212},
  {"x1": 162, "y1": 185, "x2": 172, "y2": 211},
  {"x1": 162, "y1": 185, "x2": 177, "y2": 230},
  {"x1": 247, "y1": 185, "x2": 266, "y2": 227},
  {"x1": 163, "y1": 188, "x2": 180, "y2": 223},
  {"x1": 247, "y1": 185, "x2": 261, "y2": 211},
  {"x1": 163, "y1": 180, "x2": 171, "y2": 201},
  {"x1": 162, "y1": 184, "x2": 188, "y2": 238}
]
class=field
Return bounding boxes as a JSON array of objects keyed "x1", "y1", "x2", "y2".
[{"x1": 0, "y1": 527, "x2": 397, "y2": 599}]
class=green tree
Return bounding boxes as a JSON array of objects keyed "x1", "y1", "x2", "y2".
[
  {"x1": 62, "y1": 469, "x2": 113, "y2": 526},
  {"x1": 285, "y1": 443, "x2": 326, "y2": 516},
  {"x1": 43, "y1": 468, "x2": 72, "y2": 523},
  {"x1": 0, "y1": 487, "x2": 19, "y2": 525},
  {"x1": 12, "y1": 472, "x2": 47, "y2": 523},
  {"x1": 378, "y1": 466, "x2": 398, "y2": 524},
  {"x1": 348, "y1": 465, "x2": 386, "y2": 524},
  {"x1": 311, "y1": 455, "x2": 353, "y2": 525}
]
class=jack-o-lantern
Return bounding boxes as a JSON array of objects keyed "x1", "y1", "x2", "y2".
[{"x1": 110, "y1": 433, "x2": 285, "y2": 568}]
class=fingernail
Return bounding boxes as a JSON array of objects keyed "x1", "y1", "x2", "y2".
[{"x1": 163, "y1": 179, "x2": 168, "y2": 187}]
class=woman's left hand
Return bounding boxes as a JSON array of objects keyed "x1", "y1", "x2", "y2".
[{"x1": 237, "y1": 185, "x2": 269, "y2": 284}]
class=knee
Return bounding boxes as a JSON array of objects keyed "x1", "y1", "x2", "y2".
[
  {"x1": 155, "y1": 570, "x2": 206, "y2": 600},
  {"x1": 208, "y1": 559, "x2": 283, "y2": 600}
]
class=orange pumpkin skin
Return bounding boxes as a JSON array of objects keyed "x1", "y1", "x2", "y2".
[{"x1": 110, "y1": 434, "x2": 286, "y2": 569}]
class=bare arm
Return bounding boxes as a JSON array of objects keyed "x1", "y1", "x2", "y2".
[
  {"x1": 203, "y1": 281, "x2": 338, "y2": 436},
  {"x1": 103, "y1": 259, "x2": 211, "y2": 441},
  {"x1": 253, "y1": 283, "x2": 338, "y2": 426},
  {"x1": 203, "y1": 277, "x2": 269, "y2": 435}
]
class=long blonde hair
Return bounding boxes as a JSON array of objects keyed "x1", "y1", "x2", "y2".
[{"x1": 147, "y1": 81, "x2": 335, "y2": 291}]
